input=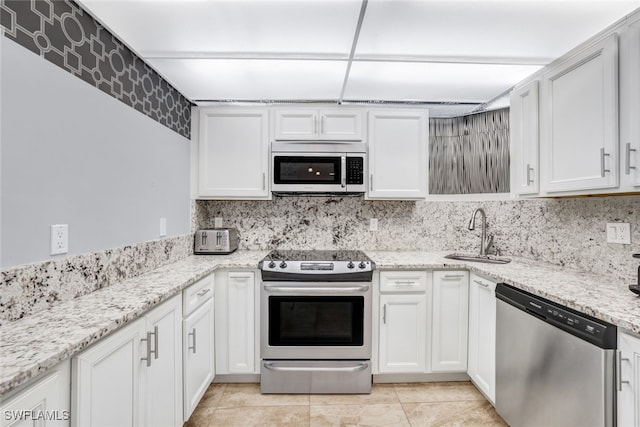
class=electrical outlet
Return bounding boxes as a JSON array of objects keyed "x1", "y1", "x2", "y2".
[
  {"x1": 50, "y1": 224, "x2": 68, "y2": 255},
  {"x1": 606, "y1": 222, "x2": 631, "y2": 244},
  {"x1": 159, "y1": 218, "x2": 167, "y2": 237},
  {"x1": 369, "y1": 218, "x2": 378, "y2": 231},
  {"x1": 214, "y1": 217, "x2": 223, "y2": 228}
]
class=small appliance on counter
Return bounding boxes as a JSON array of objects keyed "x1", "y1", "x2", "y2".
[
  {"x1": 628, "y1": 253, "x2": 640, "y2": 295},
  {"x1": 194, "y1": 228, "x2": 239, "y2": 254}
]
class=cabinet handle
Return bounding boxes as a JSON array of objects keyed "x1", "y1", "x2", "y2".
[
  {"x1": 188, "y1": 328, "x2": 197, "y2": 354},
  {"x1": 626, "y1": 143, "x2": 637, "y2": 175},
  {"x1": 197, "y1": 288, "x2": 211, "y2": 298},
  {"x1": 383, "y1": 304, "x2": 387, "y2": 324},
  {"x1": 600, "y1": 148, "x2": 611, "y2": 177},
  {"x1": 151, "y1": 325, "x2": 158, "y2": 360},
  {"x1": 526, "y1": 163, "x2": 534, "y2": 185},
  {"x1": 393, "y1": 280, "x2": 417, "y2": 285},
  {"x1": 617, "y1": 350, "x2": 631, "y2": 391},
  {"x1": 473, "y1": 279, "x2": 489, "y2": 288},
  {"x1": 369, "y1": 174, "x2": 374, "y2": 191},
  {"x1": 443, "y1": 274, "x2": 465, "y2": 279},
  {"x1": 262, "y1": 173, "x2": 266, "y2": 190},
  {"x1": 141, "y1": 327, "x2": 157, "y2": 367}
]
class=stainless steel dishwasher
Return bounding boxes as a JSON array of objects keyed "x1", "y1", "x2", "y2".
[{"x1": 495, "y1": 283, "x2": 617, "y2": 427}]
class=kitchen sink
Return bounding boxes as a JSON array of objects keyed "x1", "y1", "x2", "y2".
[{"x1": 444, "y1": 253, "x2": 511, "y2": 264}]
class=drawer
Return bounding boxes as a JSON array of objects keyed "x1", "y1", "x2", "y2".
[
  {"x1": 470, "y1": 274, "x2": 496, "y2": 291},
  {"x1": 183, "y1": 275, "x2": 214, "y2": 316},
  {"x1": 380, "y1": 271, "x2": 428, "y2": 292}
]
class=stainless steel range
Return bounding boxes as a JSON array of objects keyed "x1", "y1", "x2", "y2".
[{"x1": 258, "y1": 250, "x2": 374, "y2": 394}]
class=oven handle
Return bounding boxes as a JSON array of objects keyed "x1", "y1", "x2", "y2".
[
  {"x1": 263, "y1": 285, "x2": 369, "y2": 294},
  {"x1": 263, "y1": 362, "x2": 369, "y2": 372}
]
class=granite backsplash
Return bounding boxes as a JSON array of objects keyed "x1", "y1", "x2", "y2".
[
  {"x1": 197, "y1": 195, "x2": 640, "y2": 282},
  {"x1": 0, "y1": 234, "x2": 193, "y2": 324}
]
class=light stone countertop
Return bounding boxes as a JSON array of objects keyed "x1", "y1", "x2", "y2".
[{"x1": 2, "y1": 249, "x2": 639, "y2": 396}]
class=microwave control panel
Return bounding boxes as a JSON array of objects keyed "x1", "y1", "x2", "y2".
[{"x1": 346, "y1": 157, "x2": 364, "y2": 185}]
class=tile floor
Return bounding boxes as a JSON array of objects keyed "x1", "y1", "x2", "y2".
[{"x1": 184, "y1": 381, "x2": 508, "y2": 426}]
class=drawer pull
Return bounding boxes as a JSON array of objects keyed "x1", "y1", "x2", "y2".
[
  {"x1": 443, "y1": 274, "x2": 465, "y2": 279},
  {"x1": 392, "y1": 280, "x2": 417, "y2": 285},
  {"x1": 196, "y1": 288, "x2": 212, "y2": 297},
  {"x1": 473, "y1": 279, "x2": 489, "y2": 288}
]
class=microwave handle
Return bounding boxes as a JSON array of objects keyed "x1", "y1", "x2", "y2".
[{"x1": 341, "y1": 156, "x2": 346, "y2": 188}]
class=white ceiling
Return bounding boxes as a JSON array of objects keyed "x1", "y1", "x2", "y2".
[{"x1": 78, "y1": 0, "x2": 640, "y2": 116}]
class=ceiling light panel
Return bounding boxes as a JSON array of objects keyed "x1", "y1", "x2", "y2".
[
  {"x1": 146, "y1": 58, "x2": 348, "y2": 100},
  {"x1": 344, "y1": 61, "x2": 542, "y2": 102},
  {"x1": 357, "y1": 1, "x2": 640, "y2": 64},
  {"x1": 79, "y1": 0, "x2": 361, "y2": 57}
]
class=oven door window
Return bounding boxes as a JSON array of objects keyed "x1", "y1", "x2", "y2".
[
  {"x1": 268, "y1": 296, "x2": 364, "y2": 346},
  {"x1": 273, "y1": 156, "x2": 341, "y2": 185}
]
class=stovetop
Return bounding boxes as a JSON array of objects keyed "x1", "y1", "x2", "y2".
[{"x1": 262, "y1": 249, "x2": 371, "y2": 262}]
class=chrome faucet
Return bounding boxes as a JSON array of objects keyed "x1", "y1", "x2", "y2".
[{"x1": 468, "y1": 208, "x2": 493, "y2": 256}]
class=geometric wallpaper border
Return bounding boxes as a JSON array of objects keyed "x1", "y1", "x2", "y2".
[{"x1": 1, "y1": 0, "x2": 192, "y2": 139}]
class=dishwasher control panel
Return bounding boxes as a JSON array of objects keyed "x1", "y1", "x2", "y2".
[{"x1": 497, "y1": 283, "x2": 616, "y2": 349}]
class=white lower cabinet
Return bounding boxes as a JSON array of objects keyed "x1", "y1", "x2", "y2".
[
  {"x1": 618, "y1": 330, "x2": 640, "y2": 426},
  {"x1": 72, "y1": 294, "x2": 182, "y2": 427},
  {"x1": 467, "y1": 273, "x2": 496, "y2": 404},
  {"x1": 214, "y1": 271, "x2": 259, "y2": 375},
  {"x1": 431, "y1": 271, "x2": 469, "y2": 372},
  {"x1": 182, "y1": 276, "x2": 214, "y2": 421},
  {"x1": 377, "y1": 271, "x2": 430, "y2": 374},
  {"x1": 0, "y1": 360, "x2": 70, "y2": 427}
]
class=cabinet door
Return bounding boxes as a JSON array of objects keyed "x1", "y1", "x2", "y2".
[
  {"x1": 142, "y1": 294, "x2": 182, "y2": 427},
  {"x1": 72, "y1": 319, "x2": 145, "y2": 427},
  {"x1": 468, "y1": 274, "x2": 496, "y2": 404},
  {"x1": 318, "y1": 110, "x2": 363, "y2": 141},
  {"x1": 378, "y1": 294, "x2": 427, "y2": 373},
  {"x1": 620, "y1": 23, "x2": 640, "y2": 188},
  {"x1": 1, "y1": 361, "x2": 70, "y2": 427},
  {"x1": 367, "y1": 110, "x2": 428, "y2": 199},
  {"x1": 198, "y1": 109, "x2": 269, "y2": 198},
  {"x1": 541, "y1": 34, "x2": 619, "y2": 193},
  {"x1": 618, "y1": 331, "x2": 640, "y2": 427},
  {"x1": 273, "y1": 109, "x2": 318, "y2": 140},
  {"x1": 227, "y1": 272, "x2": 255, "y2": 374},
  {"x1": 431, "y1": 271, "x2": 469, "y2": 372},
  {"x1": 510, "y1": 80, "x2": 539, "y2": 195},
  {"x1": 183, "y1": 299, "x2": 214, "y2": 421}
]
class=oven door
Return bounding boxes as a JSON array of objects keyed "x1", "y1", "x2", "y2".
[
  {"x1": 271, "y1": 152, "x2": 346, "y2": 193},
  {"x1": 260, "y1": 282, "x2": 372, "y2": 359}
]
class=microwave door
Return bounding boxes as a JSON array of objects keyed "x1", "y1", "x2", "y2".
[{"x1": 272, "y1": 153, "x2": 345, "y2": 193}]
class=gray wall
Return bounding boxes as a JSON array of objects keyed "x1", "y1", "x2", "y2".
[{"x1": 1, "y1": 37, "x2": 191, "y2": 267}]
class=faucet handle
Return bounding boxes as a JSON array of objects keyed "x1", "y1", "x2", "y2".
[{"x1": 484, "y1": 234, "x2": 494, "y2": 254}]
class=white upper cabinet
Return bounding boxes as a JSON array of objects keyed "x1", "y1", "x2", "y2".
[
  {"x1": 196, "y1": 108, "x2": 270, "y2": 199},
  {"x1": 620, "y1": 20, "x2": 640, "y2": 189},
  {"x1": 510, "y1": 80, "x2": 540, "y2": 196},
  {"x1": 367, "y1": 110, "x2": 428, "y2": 200},
  {"x1": 273, "y1": 109, "x2": 363, "y2": 141},
  {"x1": 540, "y1": 33, "x2": 619, "y2": 194}
]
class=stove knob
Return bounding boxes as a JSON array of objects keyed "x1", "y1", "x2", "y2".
[
  {"x1": 358, "y1": 262, "x2": 366, "y2": 269},
  {"x1": 268, "y1": 261, "x2": 276, "y2": 269},
  {"x1": 347, "y1": 261, "x2": 355, "y2": 269},
  {"x1": 279, "y1": 261, "x2": 287, "y2": 269}
]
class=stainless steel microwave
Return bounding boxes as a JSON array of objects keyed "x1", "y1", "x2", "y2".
[{"x1": 271, "y1": 142, "x2": 366, "y2": 195}]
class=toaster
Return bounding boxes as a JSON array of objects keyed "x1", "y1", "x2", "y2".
[{"x1": 194, "y1": 228, "x2": 239, "y2": 254}]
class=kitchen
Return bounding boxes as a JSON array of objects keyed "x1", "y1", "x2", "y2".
[{"x1": 1, "y1": 0, "x2": 640, "y2": 426}]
